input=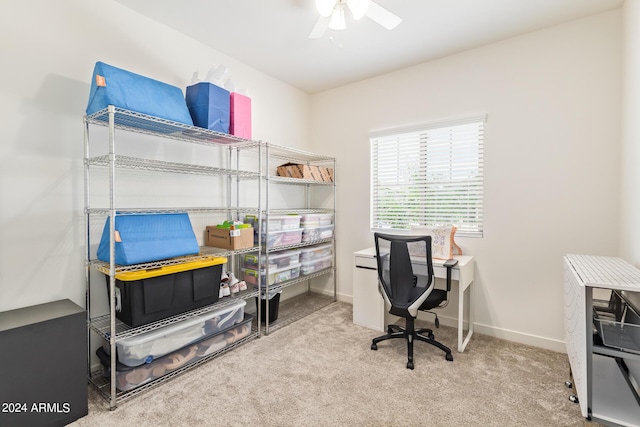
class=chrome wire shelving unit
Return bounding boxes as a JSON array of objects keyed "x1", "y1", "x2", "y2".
[
  {"x1": 84, "y1": 106, "x2": 262, "y2": 409},
  {"x1": 261, "y1": 142, "x2": 337, "y2": 335},
  {"x1": 84, "y1": 106, "x2": 338, "y2": 407}
]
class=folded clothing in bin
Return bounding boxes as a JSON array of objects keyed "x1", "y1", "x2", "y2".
[
  {"x1": 105, "y1": 256, "x2": 227, "y2": 327},
  {"x1": 85, "y1": 61, "x2": 193, "y2": 125},
  {"x1": 97, "y1": 213, "x2": 199, "y2": 266}
]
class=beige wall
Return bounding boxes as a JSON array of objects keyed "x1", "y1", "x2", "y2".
[
  {"x1": 0, "y1": 0, "x2": 311, "y2": 312},
  {"x1": 0, "y1": 0, "x2": 628, "y2": 352},
  {"x1": 310, "y1": 10, "x2": 622, "y2": 351},
  {"x1": 620, "y1": 1, "x2": 640, "y2": 309}
]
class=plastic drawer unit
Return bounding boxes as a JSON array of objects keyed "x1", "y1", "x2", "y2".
[
  {"x1": 299, "y1": 243, "x2": 333, "y2": 262},
  {"x1": 105, "y1": 257, "x2": 227, "y2": 327},
  {"x1": 261, "y1": 228, "x2": 303, "y2": 248},
  {"x1": 301, "y1": 224, "x2": 334, "y2": 243},
  {"x1": 97, "y1": 314, "x2": 253, "y2": 391},
  {"x1": 242, "y1": 263, "x2": 301, "y2": 287},
  {"x1": 301, "y1": 255, "x2": 333, "y2": 276},
  {"x1": 242, "y1": 249, "x2": 301, "y2": 270},
  {"x1": 104, "y1": 299, "x2": 246, "y2": 367}
]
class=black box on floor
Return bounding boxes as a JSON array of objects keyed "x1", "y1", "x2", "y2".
[
  {"x1": 256, "y1": 292, "x2": 281, "y2": 323},
  {"x1": 0, "y1": 300, "x2": 87, "y2": 427},
  {"x1": 106, "y1": 257, "x2": 226, "y2": 327}
]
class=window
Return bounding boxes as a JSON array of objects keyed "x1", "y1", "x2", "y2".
[{"x1": 370, "y1": 115, "x2": 485, "y2": 237}]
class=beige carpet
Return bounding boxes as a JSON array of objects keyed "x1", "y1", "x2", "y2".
[{"x1": 70, "y1": 302, "x2": 587, "y2": 426}]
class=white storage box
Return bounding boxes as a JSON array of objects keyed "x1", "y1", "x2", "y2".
[
  {"x1": 299, "y1": 243, "x2": 333, "y2": 262},
  {"x1": 261, "y1": 215, "x2": 301, "y2": 231},
  {"x1": 242, "y1": 263, "x2": 301, "y2": 287},
  {"x1": 302, "y1": 224, "x2": 334, "y2": 243},
  {"x1": 243, "y1": 250, "x2": 301, "y2": 270},
  {"x1": 262, "y1": 228, "x2": 303, "y2": 248},
  {"x1": 300, "y1": 213, "x2": 333, "y2": 227},
  {"x1": 104, "y1": 299, "x2": 246, "y2": 367},
  {"x1": 301, "y1": 255, "x2": 333, "y2": 275}
]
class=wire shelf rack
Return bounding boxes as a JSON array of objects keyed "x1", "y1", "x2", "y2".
[{"x1": 85, "y1": 107, "x2": 261, "y2": 150}]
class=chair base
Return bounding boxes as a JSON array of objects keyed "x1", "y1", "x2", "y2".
[{"x1": 371, "y1": 317, "x2": 453, "y2": 369}]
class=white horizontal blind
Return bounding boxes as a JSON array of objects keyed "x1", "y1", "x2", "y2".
[{"x1": 370, "y1": 116, "x2": 485, "y2": 237}]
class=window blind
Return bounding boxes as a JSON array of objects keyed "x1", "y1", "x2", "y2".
[{"x1": 370, "y1": 115, "x2": 485, "y2": 237}]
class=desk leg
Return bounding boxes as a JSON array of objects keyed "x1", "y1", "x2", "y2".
[{"x1": 458, "y1": 280, "x2": 474, "y2": 352}]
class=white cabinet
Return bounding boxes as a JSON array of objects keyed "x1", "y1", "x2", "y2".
[
  {"x1": 563, "y1": 254, "x2": 640, "y2": 426},
  {"x1": 353, "y1": 248, "x2": 385, "y2": 332}
]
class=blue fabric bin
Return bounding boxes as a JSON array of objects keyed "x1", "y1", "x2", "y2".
[
  {"x1": 185, "y1": 82, "x2": 230, "y2": 133},
  {"x1": 97, "y1": 213, "x2": 200, "y2": 266},
  {"x1": 86, "y1": 61, "x2": 193, "y2": 125}
]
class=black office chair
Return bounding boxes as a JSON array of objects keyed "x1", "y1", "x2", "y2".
[{"x1": 370, "y1": 233, "x2": 454, "y2": 369}]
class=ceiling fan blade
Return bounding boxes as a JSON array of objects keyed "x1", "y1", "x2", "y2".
[
  {"x1": 365, "y1": 1, "x2": 402, "y2": 30},
  {"x1": 309, "y1": 16, "x2": 330, "y2": 38}
]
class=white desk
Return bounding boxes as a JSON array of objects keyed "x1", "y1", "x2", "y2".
[{"x1": 353, "y1": 247, "x2": 475, "y2": 352}]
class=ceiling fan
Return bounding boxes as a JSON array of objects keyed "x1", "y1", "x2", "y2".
[{"x1": 309, "y1": 0, "x2": 402, "y2": 39}]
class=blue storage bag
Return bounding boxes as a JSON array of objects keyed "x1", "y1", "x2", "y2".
[
  {"x1": 97, "y1": 213, "x2": 200, "y2": 266},
  {"x1": 185, "y1": 82, "x2": 230, "y2": 133},
  {"x1": 86, "y1": 61, "x2": 193, "y2": 126}
]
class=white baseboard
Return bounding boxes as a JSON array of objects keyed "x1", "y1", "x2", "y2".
[
  {"x1": 472, "y1": 322, "x2": 566, "y2": 353},
  {"x1": 309, "y1": 286, "x2": 352, "y2": 304},
  {"x1": 415, "y1": 312, "x2": 566, "y2": 353}
]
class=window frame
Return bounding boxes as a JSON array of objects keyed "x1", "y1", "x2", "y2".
[{"x1": 369, "y1": 114, "x2": 486, "y2": 238}]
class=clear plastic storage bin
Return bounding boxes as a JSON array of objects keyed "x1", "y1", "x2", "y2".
[
  {"x1": 301, "y1": 224, "x2": 334, "y2": 243},
  {"x1": 261, "y1": 215, "x2": 301, "y2": 231},
  {"x1": 97, "y1": 314, "x2": 253, "y2": 391},
  {"x1": 242, "y1": 263, "x2": 301, "y2": 287},
  {"x1": 299, "y1": 243, "x2": 333, "y2": 262},
  {"x1": 301, "y1": 255, "x2": 333, "y2": 275},
  {"x1": 261, "y1": 228, "x2": 304, "y2": 248},
  {"x1": 243, "y1": 250, "x2": 301, "y2": 270},
  {"x1": 103, "y1": 299, "x2": 246, "y2": 367},
  {"x1": 300, "y1": 213, "x2": 333, "y2": 227}
]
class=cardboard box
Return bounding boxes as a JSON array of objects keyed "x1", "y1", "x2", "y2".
[
  {"x1": 205, "y1": 226, "x2": 254, "y2": 250},
  {"x1": 318, "y1": 167, "x2": 334, "y2": 183},
  {"x1": 276, "y1": 163, "x2": 333, "y2": 182}
]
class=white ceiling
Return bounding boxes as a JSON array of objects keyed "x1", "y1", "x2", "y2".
[{"x1": 115, "y1": 0, "x2": 623, "y2": 94}]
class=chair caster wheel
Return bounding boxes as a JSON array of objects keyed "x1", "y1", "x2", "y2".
[
  {"x1": 569, "y1": 395, "x2": 579, "y2": 404},
  {"x1": 371, "y1": 343, "x2": 377, "y2": 351},
  {"x1": 407, "y1": 361, "x2": 414, "y2": 369},
  {"x1": 446, "y1": 353, "x2": 453, "y2": 362},
  {"x1": 565, "y1": 381, "x2": 573, "y2": 389},
  {"x1": 435, "y1": 318, "x2": 440, "y2": 328}
]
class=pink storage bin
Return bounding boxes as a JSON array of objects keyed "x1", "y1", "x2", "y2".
[{"x1": 230, "y1": 92, "x2": 251, "y2": 139}]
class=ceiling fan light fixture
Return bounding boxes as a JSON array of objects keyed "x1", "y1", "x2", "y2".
[
  {"x1": 347, "y1": 0, "x2": 370, "y2": 20},
  {"x1": 328, "y1": 5, "x2": 346, "y2": 31},
  {"x1": 316, "y1": 0, "x2": 337, "y2": 17}
]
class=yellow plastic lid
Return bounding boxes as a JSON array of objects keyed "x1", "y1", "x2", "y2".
[{"x1": 114, "y1": 256, "x2": 227, "y2": 281}]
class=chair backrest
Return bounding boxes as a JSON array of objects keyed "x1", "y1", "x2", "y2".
[{"x1": 374, "y1": 233, "x2": 434, "y2": 317}]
